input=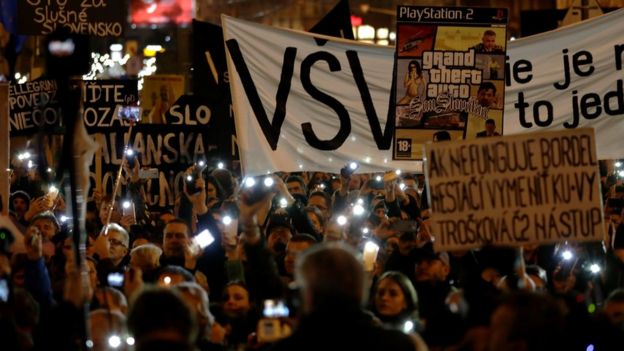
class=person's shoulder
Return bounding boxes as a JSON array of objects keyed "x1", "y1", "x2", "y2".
[{"x1": 476, "y1": 131, "x2": 486, "y2": 137}]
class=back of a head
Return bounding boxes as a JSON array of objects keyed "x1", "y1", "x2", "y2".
[
  {"x1": 491, "y1": 292, "x2": 565, "y2": 351},
  {"x1": 127, "y1": 288, "x2": 198, "y2": 350},
  {"x1": 89, "y1": 309, "x2": 127, "y2": 351},
  {"x1": 296, "y1": 242, "x2": 365, "y2": 311}
]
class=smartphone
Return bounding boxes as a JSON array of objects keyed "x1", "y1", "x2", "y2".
[
  {"x1": 192, "y1": 229, "x2": 215, "y2": 249},
  {"x1": 0, "y1": 279, "x2": 9, "y2": 302},
  {"x1": 390, "y1": 220, "x2": 419, "y2": 233},
  {"x1": 122, "y1": 200, "x2": 135, "y2": 217},
  {"x1": 263, "y1": 299, "x2": 290, "y2": 318},
  {"x1": 107, "y1": 272, "x2": 124, "y2": 287},
  {"x1": 118, "y1": 106, "x2": 141, "y2": 122},
  {"x1": 244, "y1": 176, "x2": 275, "y2": 204}
]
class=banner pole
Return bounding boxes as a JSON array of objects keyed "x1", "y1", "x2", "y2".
[{"x1": 103, "y1": 122, "x2": 134, "y2": 233}]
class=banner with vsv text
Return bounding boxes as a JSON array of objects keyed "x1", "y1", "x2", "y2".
[{"x1": 223, "y1": 9, "x2": 624, "y2": 175}]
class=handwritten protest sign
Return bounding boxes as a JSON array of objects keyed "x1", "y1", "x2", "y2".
[
  {"x1": 17, "y1": 0, "x2": 125, "y2": 37},
  {"x1": 9, "y1": 79, "x2": 62, "y2": 136},
  {"x1": 424, "y1": 128, "x2": 604, "y2": 251}
]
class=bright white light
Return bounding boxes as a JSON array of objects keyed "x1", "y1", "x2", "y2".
[
  {"x1": 194, "y1": 230, "x2": 215, "y2": 248},
  {"x1": 615, "y1": 162, "x2": 622, "y2": 168},
  {"x1": 19, "y1": 151, "x2": 31, "y2": 160},
  {"x1": 337, "y1": 215, "x2": 347, "y2": 226},
  {"x1": 357, "y1": 25, "x2": 375, "y2": 40},
  {"x1": 590, "y1": 264, "x2": 601, "y2": 274},
  {"x1": 110, "y1": 44, "x2": 123, "y2": 52},
  {"x1": 279, "y1": 198, "x2": 288, "y2": 208},
  {"x1": 353, "y1": 204, "x2": 365, "y2": 216},
  {"x1": 108, "y1": 335, "x2": 121, "y2": 348},
  {"x1": 298, "y1": 164, "x2": 304, "y2": 169},
  {"x1": 562, "y1": 250, "x2": 573, "y2": 261},
  {"x1": 403, "y1": 320, "x2": 414, "y2": 333},
  {"x1": 217, "y1": 162, "x2": 224, "y2": 169},
  {"x1": 163, "y1": 276, "x2": 172, "y2": 285},
  {"x1": 510, "y1": 36, "x2": 517, "y2": 41},
  {"x1": 222, "y1": 215, "x2": 232, "y2": 226},
  {"x1": 126, "y1": 337, "x2": 135, "y2": 346},
  {"x1": 146, "y1": 3, "x2": 157, "y2": 13},
  {"x1": 86, "y1": 340, "x2": 94, "y2": 348},
  {"x1": 145, "y1": 45, "x2": 163, "y2": 52},
  {"x1": 357, "y1": 198, "x2": 364, "y2": 205},
  {"x1": 49, "y1": 185, "x2": 58, "y2": 194},
  {"x1": 377, "y1": 27, "x2": 389, "y2": 39},
  {"x1": 362, "y1": 227, "x2": 369, "y2": 234},
  {"x1": 375, "y1": 175, "x2": 382, "y2": 182},
  {"x1": 383, "y1": 158, "x2": 388, "y2": 164},
  {"x1": 197, "y1": 160, "x2": 205, "y2": 167},
  {"x1": 244, "y1": 177, "x2": 256, "y2": 188},
  {"x1": 122, "y1": 201, "x2": 131, "y2": 209},
  {"x1": 619, "y1": 170, "x2": 624, "y2": 178},
  {"x1": 263, "y1": 177, "x2": 274, "y2": 187},
  {"x1": 125, "y1": 148, "x2": 134, "y2": 156},
  {"x1": 389, "y1": 32, "x2": 396, "y2": 41},
  {"x1": 395, "y1": 169, "x2": 402, "y2": 175},
  {"x1": 27, "y1": 160, "x2": 34, "y2": 169},
  {"x1": 14, "y1": 72, "x2": 21, "y2": 79},
  {"x1": 47, "y1": 167, "x2": 53, "y2": 173},
  {"x1": 349, "y1": 162, "x2": 358, "y2": 170},
  {"x1": 364, "y1": 157, "x2": 371, "y2": 163},
  {"x1": 364, "y1": 241, "x2": 379, "y2": 253},
  {"x1": 400, "y1": 183, "x2": 406, "y2": 190},
  {"x1": 186, "y1": 174, "x2": 193, "y2": 182},
  {"x1": 60, "y1": 215, "x2": 69, "y2": 223}
]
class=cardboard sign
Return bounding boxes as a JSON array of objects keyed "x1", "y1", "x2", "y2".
[{"x1": 424, "y1": 128, "x2": 604, "y2": 251}]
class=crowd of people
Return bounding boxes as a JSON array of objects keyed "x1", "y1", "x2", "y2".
[{"x1": 1, "y1": 156, "x2": 624, "y2": 351}]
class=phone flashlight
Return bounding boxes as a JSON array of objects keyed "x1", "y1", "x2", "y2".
[
  {"x1": 193, "y1": 229, "x2": 215, "y2": 249},
  {"x1": 222, "y1": 215, "x2": 233, "y2": 226}
]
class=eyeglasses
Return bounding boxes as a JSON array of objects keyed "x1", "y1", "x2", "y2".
[{"x1": 108, "y1": 238, "x2": 127, "y2": 248}]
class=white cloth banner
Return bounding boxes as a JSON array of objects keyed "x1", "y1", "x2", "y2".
[
  {"x1": 223, "y1": 15, "x2": 415, "y2": 176},
  {"x1": 224, "y1": 9, "x2": 624, "y2": 176},
  {"x1": 504, "y1": 9, "x2": 624, "y2": 159}
]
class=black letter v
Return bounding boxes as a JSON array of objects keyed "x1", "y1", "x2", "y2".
[{"x1": 225, "y1": 39, "x2": 296, "y2": 150}]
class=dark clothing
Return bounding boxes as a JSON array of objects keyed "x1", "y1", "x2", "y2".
[
  {"x1": 270, "y1": 302, "x2": 417, "y2": 351},
  {"x1": 475, "y1": 130, "x2": 500, "y2": 138},
  {"x1": 604, "y1": 250, "x2": 624, "y2": 296},
  {"x1": 414, "y1": 281, "x2": 463, "y2": 347},
  {"x1": 470, "y1": 43, "x2": 504, "y2": 53}
]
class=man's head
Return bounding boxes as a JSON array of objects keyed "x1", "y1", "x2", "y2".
[
  {"x1": 489, "y1": 293, "x2": 565, "y2": 351},
  {"x1": 433, "y1": 131, "x2": 451, "y2": 142},
  {"x1": 415, "y1": 252, "x2": 451, "y2": 283},
  {"x1": 485, "y1": 119, "x2": 497, "y2": 134},
  {"x1": 30, "y1": 211, "x2": 60, "y2": 240},
  {"x1": 128, "y1": 288, "x2": 198, "y2": 349},
  {"x1": 604, "y1": 289, "x2": 624, "y2": 327},
  {"x1": 10, "y1": 191, "x2": 30, "y2": 218},
  {"x1": 477, "y1": 82, "x2": 497, "y2": 107},
  {"x1": 266, "y1": 214, "x2": 293, "y2": 256},
  {"x1": 284, "y1": 234, "x2": 317, "y2": 276},
  {"x1": 89, "y1": 309, "x2": 127, "y2": 351},
  {"x1": 130, "y1": 243, "x2": 162, "y2": 272},
  {"x1": 104, "y1": 223, "x2": 130, "y2": 266},
  {"x1": 163, "y1": 218, "x2": 190, "y2": 258},
  {"x1": 308, "y1": 191, "x2": 331, "y2": 220},
  {"x1": 286, "y1": 175, "x2": 307, "y2": 196},
  {"x1": 481, "y1": 29, "x2": 497, "y2": 51},
  {"x1": 295, "y1": 242, "x2": 366, "y2": 313}
]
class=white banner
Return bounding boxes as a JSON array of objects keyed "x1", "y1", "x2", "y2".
[
  {"x1": 504, "y1": 9, "x2": 624, "y2": 159},
  {"x1": 223, "y1": 9, "x2": 624, "y2": 176},
  {"x1": 223, "y1": 15, "x2": 416, "y2": 176}
]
